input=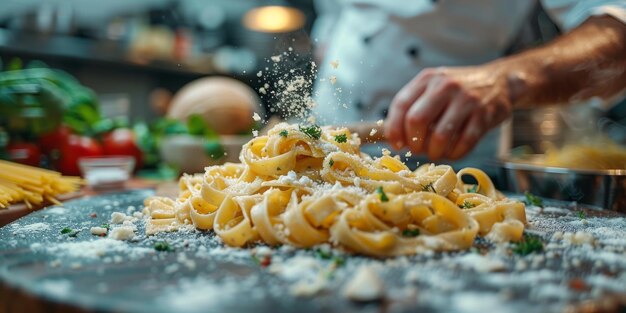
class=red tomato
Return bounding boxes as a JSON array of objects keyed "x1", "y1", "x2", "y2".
[
  {"x1": 6, "y1": 142, "x2": 41, "y2": 166},
  {"x1": 38, "y1": 125, "x2": 72, "y2": 154},
  {"x1": 57, "y1": 135, "x2": 103, "y2": 176},
  {"x1": 102, "y1": 128, "x2": 143, "y2": 170}
]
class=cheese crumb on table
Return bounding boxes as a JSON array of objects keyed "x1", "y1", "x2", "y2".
[
  {"x1": 109, "y1": 226, "x2": 136, "y2": 241},
  {"x1": 110, "y1": 212, "x2": 127, "y2": 224},
  {"x1": 90, "y1": 227, "x2": 107, "y2": 236},
  {"x1": 342, "y1": 265, "x2": 385, "y2": 301}
]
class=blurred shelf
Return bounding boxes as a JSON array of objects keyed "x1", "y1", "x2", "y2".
[{"x1": 0, "y1": 28, "x2": 217, "y2": 77}]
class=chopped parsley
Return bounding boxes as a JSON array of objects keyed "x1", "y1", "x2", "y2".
[
  {"x1": 61, "y1": 227, "x2": 79, "y2": 237},
  {"x1": 154, "y1": 241, "x2": 173, "y2": 252},
  {"x1": 402, "y1": 229, "x2": 420, "y2": 237},
  {"x1": 279, "y1": 130, "x2": 288, "y2": 137},
  {"x1": 299, "y1": 124, "x2": 322, "y2": 140},
  {"x1": 315, "y1": 248, "x2": 332, "y2": 259},
  {"x1": 512, "y1": 233, "x2": 544, "y2": 256},
  {"x1": 468, "y1": 184, "x2": 478, "y2": 193},
  {"x1": 422, "y1": 182, "x2": 436, "y2": 193},
  {"x1": 332, "y1": 256, "x2": 345, "y2": 267},
  {"x1": 459, "y1": 201, "x2": 475, "y2": 209},
  {"x1": 101, "y1": 223, "x2": 110, "y2": 229},
  {"x1": 524, "y1": 191, "x2": 544, "y2": 208},
  {"x1": 577, "y1": 210, "x2": 586, "y2": 219},
  {"x1": 376, "y1": 186, "x2": 389, "y2": 202},
  {"x1": 334, "y1": 133, "x2": 347, "y2": 143},
  {"x1": 329, "y1": 159, "x2": 334, "y2": 167}
]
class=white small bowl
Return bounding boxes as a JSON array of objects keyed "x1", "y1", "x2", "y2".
[
  {"x1": 160, "y1": 134, "x2": 251, "y2": 174},
  {"x1": 79, "y1": 156, "x2": 135, "y2": 190}
]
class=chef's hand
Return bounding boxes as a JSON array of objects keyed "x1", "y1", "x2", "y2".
[
  {"x1": 384, "y1": 16, "x2": 626, "y2": 161},
  {"x1": 384, "y1": 66, "x2": 513, "y2": 160}
]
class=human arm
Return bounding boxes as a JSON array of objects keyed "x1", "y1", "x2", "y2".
[{"x1": 384, "y1": 15, "x2": 626, "y2": 160}]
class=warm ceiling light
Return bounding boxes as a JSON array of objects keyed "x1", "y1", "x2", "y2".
[{"x1": 243, "y1": 6, "x2": 305, "y2": 33}]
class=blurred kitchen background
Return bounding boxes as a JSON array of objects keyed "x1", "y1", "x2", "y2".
[
  {"x1": 0, "y1": 0, "x2": 316, "y2": 120},
  {"x1": 0, "y1": 0, "x2": 320, "y2": 179},
  {"x1": 0, "y1": 0, "x2": 624, "y2": 182}
]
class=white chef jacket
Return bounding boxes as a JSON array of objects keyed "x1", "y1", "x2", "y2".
[{"x1": 311, "y1": 0, "x2": 626, "y2": 168}]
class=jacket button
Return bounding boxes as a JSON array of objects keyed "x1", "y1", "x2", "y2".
[{"x1": 407, "y1": 46, "x2": 419, "y2": 58}]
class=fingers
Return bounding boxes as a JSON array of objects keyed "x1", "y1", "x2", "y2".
[
  {"x1": 404, "y1": 79, "x2": 457, "y2": 154},
  {"x1": 446, "y1": 110, "x2": 485, "y2": 160},
  {"x1": 427, "y1": 93, "x2": 478, "y2": 160},
  {"x1": 384, "y1": 70, "x2": 433, "y2": 150}
]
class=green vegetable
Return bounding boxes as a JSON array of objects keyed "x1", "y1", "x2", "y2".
[
  {"x1": 512, "y1": 234, "x2": 543, "y2": 256},
  {"x1": 402, "y1": 229, "x2": 420, "y2": 237},
  {"x1": 154, "y1": 241, "x2": 173, "y2": 252},
  {"x1": 524, "y1": 191, "x2": 543, "y2": 208},
  {"x1": 187, "y1": 114, "x2": 218, "y2": 139},
  {"x1": 459, "y1": 201, "x2": 475, "y2": 209},
  {"x1": 376, "y1": 186, "x2": 389, "y2": 202},
  {"x1": 299, "y1": 124, "x2": 322, "y2": 140},
  {"x1": 468, "y1": 185, "x2": 478, "y2": 193},
  {"x1": 334, "y1": 134, "x2": 347, "y2": 143},
  {"x1": 577, "y1": 211, "x2": 586, "y2": 219},
  {"x1": 279, "y1": 130, "x2": 288, "y2": 137},
  {"x1": 204, "y1": 140, "x2": 225, "y2": 160},
  {"x1": 329, "y1": 159, "x2": 334, "y2": 167},
  {"x1": 101, "y1": 223, "x2": 110, "y2": 229}
]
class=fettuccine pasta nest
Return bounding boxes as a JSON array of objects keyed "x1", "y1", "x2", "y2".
[{"x1": 144, "y1": 123, "x2": 526, "y2": 257}]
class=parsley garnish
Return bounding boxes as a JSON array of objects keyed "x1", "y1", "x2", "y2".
[
  {"x1": 376, "y1": 186, "x2": 389, "y2": 202},
  {"x1": 577, "y1": 211, "x2": 586, "y2": 219},
  {"x1": 459, "y1": 201, "x2": 475, "y2": 209},
  {"x1": 299, "y1": 124, "x2": 322, "y2": 140},
  {"x1": 329, "y1": 159, "x2": 334, "y2": 167},
  {"x1": 61, "y1": 227, "x2": 79, "y2": 237},
  {"x1": 154, "y1": 241, "x2": 173, "y2": 252},
  {"x1": 468, "y1": 184, "x2": 478, "y2": 193},
  {"x1": 512, "y1": 233, "x2": 544, "y2": 256},
  {"x1": 524, "y1": 191, "x2": 543, "y2": 208},
  {"x1": 332, "y1": 256, "x2": 345, "y2": 267},
  {"x1": 279, "y1": 130, "x2": 288, "y2": 137},
  {"x1": 101, "y1": 223, "x2": 110, "y2": 229},
  {"x1": 402, "y1": 229, "x2": 420, "y2": 237},
  {"x1": 315, "y1": 248, "x2": 332, "y2": 259},
  {"x1": 422, "y1": 182, "x2": 436, "y2": 193},
  {"x1": 334, "y1": 134, "x2": 347, "y2": 143}
]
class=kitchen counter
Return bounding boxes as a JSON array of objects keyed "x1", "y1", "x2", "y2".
[{"x1": 0, "y1": 190, "x2": 625, "y2": 313}]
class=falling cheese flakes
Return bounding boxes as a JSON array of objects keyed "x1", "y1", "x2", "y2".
[
  {"x1": 329, "y1": 75, "x2": 337, "y2": 85},
  {"x1": 252, "y1": 112, "x2": 261, "y2": 122},
  {"x1": 330, "y1": 60, "x2": 339, "y2": 69},
  {"x1": 376, "y1": 119, "x2": 384, "y2": 127}
]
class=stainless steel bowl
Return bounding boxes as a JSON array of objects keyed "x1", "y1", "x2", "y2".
[{"x1": 499, "y1": 158, "x2": 626, "y2": 213}]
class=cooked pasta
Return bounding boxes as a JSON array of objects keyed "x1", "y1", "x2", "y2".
[
  {"x1": 144, "y1": 123, "x2": 527, "y2": 257},
  {"x1": 0, "y1": 160, "x2": 83, "y2": 209},
  {"x1": 541, "y1": 140, "x2": 626, "y2": 170}
]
